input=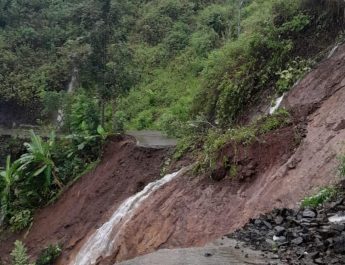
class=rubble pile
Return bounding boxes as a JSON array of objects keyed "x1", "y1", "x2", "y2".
[{"x1": 230, "y1": 193, "x2": 345, "y2": 265}]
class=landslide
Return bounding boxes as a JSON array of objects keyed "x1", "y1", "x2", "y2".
[
  {"x1": 0, "y1": 135, "x2": 169, "y2": 264},
  {"x1": 2, "y1": 43, "x2": 345, "y2": 265},
  {"x1": 97, "y1": 44, "x2": 345, "y2": 263}
]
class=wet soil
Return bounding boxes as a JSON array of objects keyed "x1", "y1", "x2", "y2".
[
  {"x1": 0, "y1": 135, "x2": 170, "y2": 264},
  {"x1": 2, "y1": 40, "x2": 345, "y2": 265},
  {"x1": 98, "y1": 44, "x2": 345, "y2": 263}
]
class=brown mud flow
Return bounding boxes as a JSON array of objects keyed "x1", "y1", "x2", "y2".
[{"x1": 2, "y1": 43, "x2": 345, "y2": 264}]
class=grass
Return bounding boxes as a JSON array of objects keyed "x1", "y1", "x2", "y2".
[
  {"x1": 338, "y1": 154, "x2": 345, "y2": 178},
  {"x1": 301, "y1": 187, "x2": 338, "y2": 208}
]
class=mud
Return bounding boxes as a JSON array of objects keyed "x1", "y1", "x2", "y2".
[
  {"x1": 2, "y1": 41, "x2": 345, "y2": 265},
  {"x1": 98, "y1": 44, "x2": 345, "y2": 263},
  {"x1": 0, "y1": 135, "x2": 169, "y2": 264}
]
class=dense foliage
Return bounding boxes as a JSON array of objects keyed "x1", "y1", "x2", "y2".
[
  {"x1": 1, "y1": 0, "x2": 344, "y2": 135},
  {"x1": 0, "y1": 129, "x2": 105, "y2": 232},
  {"x1": 0, "y1": 0, "x2": 345, "y2": 260}
]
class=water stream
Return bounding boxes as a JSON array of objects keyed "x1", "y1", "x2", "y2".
[
  {"x1": 327, "y1": 44, "x2": 339, "y2": 59},
  {"x1": 269, "y1": 93, "x2": 285, "y2": 115},
  {"x1": 56, "y1": 67, "x2": 78, "y2": 127},
  {"x1": 69, "y1": 168, "x2": 184, "y2": 265}
]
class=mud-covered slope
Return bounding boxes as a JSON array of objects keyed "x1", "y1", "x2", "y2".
[
  {"x1": 0, "y1": 135, "x2": 169, "y2": 264},
  {"x1": 2, "y1": 43, "x2": 345, "y2": 265},
  {"x1": 95, "y1": 44, "x2": 345, "y2": 263}
]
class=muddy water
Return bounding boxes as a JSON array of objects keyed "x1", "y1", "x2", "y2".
[{"x1": 69, "y1": 168, "x2": 186, "y2": 265}]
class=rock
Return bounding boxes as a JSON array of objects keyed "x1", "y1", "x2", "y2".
[
  {"x1": 274, "y1": 226, "x2": 286, "y2": 236},
  {"x1": 333, "y1": 235, "x2": 345, "y2": 254},
  {"x1": 263, "y1": 221, "x2": 272, "y2": 229},
  {"x1": 302, "y1": 209, "x2": 316, "y2": 218},
  {"x1": 331, "y1": 223, "x2": 345, "y2": 232},
  {"x1": 291, "y1": 237, "x2": 303, "y2": 245},
  {"x1": 314, "y1": 258, "x2": 324, "y2": 264},
  {"x1": 328, "y1": 215, "x2": 345, "y2": 224},
  {"x1": 204, "y1": 252, "x2": 212, "y2": 257},
  {"x1": 308, "y1": 252, "x2": 319, "y2": 259},
  {"x1": 265, "y1": 239, "x2": 275, "y2": 246},
  {"x1": 274, "y1": 216, "x2": 284, "y2": 225},
  {"x1": 273, "y1": 236, "x2": 286, "y2": 243}
]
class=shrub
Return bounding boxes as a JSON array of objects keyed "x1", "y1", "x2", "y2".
[
  {"x1": 190, "y1": 29, "x2": 219, "y2": 56},
  {"x1": 338, "y1": 154, "x2": 345, "y2": 177},
  {"x1": 199, "y1": 109, "x2": 291, "y2": 172},
  {"x1": 10, "y1": 241, "x2": 33, "y2": 265},
  {"x1": 67, "y1": 92, "x2": 100, "y2": 135},
  {"x1": 163, "y1": 22, "x2": 190, "y2": 56},
  {"x1": 36, "y1": 244, "x2": 62, "y2": 265},
  {"x1": 301, "y1": 187, "x2": 338, "y2": 208},
  {"x1": 276, "y1": 59, "x2": 312, "y2": 94},
  {"x1": 198, "y1": 4, "x2": 233, "y2": 37},
  {"x1": 9, "y1": 210, "x2": 33, "y2": 232},
  {"x1": 138, "y1": 12, "x2": 173, "y2": 45}
]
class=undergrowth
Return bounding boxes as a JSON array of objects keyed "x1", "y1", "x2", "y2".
[
  {"x1": 175, "y1": 108, "x2": 291, "y2": 173},
  {"x1": 301, "y1": 187, "x2": 338, "y2": 208}
]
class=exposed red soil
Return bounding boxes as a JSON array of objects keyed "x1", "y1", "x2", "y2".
[
  {"x1": 2, "y1": 44, "x2": 345, "y2": 265},
  {"x1": 97, "y1": 44, "x2": 345, "y2": 263},
  {"x1": 0, "y1": 135, "x2": 169, "y2": 264}
]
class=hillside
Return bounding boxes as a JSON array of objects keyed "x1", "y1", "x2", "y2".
[{"x1": 1, "y1": 0, "x2": 345, "y2": 265}]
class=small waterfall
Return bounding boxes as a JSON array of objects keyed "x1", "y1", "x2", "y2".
[
  {"x1": 70, "y1": 169, "x2": 184, "y2": 265},
  {"x1": 67, "y1": 67, "x2": 78, "y2": 93},
  {"x1": 56, "y1": 67, "x2": 78, "y2": 127},
  {"x1": 327, "y1": 44, "x2": 339, "y2": 59},
  {"x1": 269, "y1": 93, "x2": 285, "y2": 115}
]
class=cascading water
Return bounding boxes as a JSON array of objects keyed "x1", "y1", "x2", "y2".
[
  {"x1": 69, "y1": 168, "x2": 185, "y2": 265},
  {"x1": 56, "y1": 67, "x2": 78, "y2": 127},
  {"x1": 327, "y1": 44, "x2": 339, "y2": 59},
  {"x1": 269, "y1": 93, "x2": 285, "y2": 115}
]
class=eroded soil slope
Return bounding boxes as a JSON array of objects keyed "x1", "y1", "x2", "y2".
[
  {"x1": 3, "y1": 44, "x2": 345, "y2": 265},
  {"x1": 0, "y1": 135, "x2": 169, "y2": 264},
  {"x1": 98, "y1": 44, "x2": 345, "y2": 263}
]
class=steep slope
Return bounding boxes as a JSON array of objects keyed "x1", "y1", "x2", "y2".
[
  {"x1": 0, "y1": 135, "x2": 169, "y2": 264},
  {"x1": 2, "y1": 43, "x2": 345, "y2": 265},
  {"x1": 92, "y1": 44, "x2": 345, "y2": 263}
]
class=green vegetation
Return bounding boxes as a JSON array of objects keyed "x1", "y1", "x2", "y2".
[
  {"x1": 36, "y1": 244, "x2": 62, "y2": 265},
  {"x1": 338, "y1": 154, "x2": 345, "y2": 177},
  {"x1": 1, "y1": 0, "x2": 345, "y2": 244},
  {"x1": 301, "y1": 187, "x2": 338, "y2": 208},
  {"x1": 10, "y1": 241, "x2": 33, "y2": 265},
  {"x1": 0, "y1": 129, "x2": 105, "y2": 232},
  {"x1": 199, "y1": 108, "x2": 291, "y2": 170},
  {"x1": 8, "y1": 241, "x2": 61, "y2": 265},
  {"x1": 1, "y1": 0, "x2": 344, "y2": 136}
]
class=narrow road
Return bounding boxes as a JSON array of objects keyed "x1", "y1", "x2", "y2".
[
  {"x1": 127, "y1": 130, "x2": 177, "y2": 148},
  {"x1": 117, "y1": 237, "x2": 281, "y2": 265},
  {"x1": 0, "y1": 127, "x2": 177, "y2": 149}
]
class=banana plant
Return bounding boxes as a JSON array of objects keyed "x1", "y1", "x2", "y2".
[
  {"x1": 17, "y1": 130, "x2": 63, "y2": 191},
  {"x1": 0, "y1": 156, "x2": 20, "y2": 224}
]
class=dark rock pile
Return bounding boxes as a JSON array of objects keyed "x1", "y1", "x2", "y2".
[{"x1": 229, "y1": 194, "x2": 345, "y2": 264}]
